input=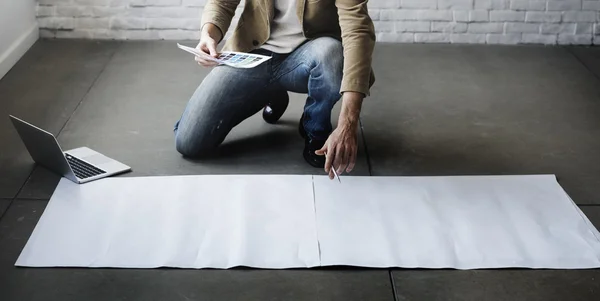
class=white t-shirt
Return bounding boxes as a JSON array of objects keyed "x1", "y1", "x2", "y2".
[{"x1": 261, "y1": 0, "x2": 308, "y2": 53}]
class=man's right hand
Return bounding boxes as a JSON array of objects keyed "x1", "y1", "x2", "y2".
[{"x1": 195, "y1": 23, "x2": 222, "y2": 67}]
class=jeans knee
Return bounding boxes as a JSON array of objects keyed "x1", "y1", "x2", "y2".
[
  {"x1": 311, "y1": 37, "x2": 342, "y2": 59},
  {"x1": 313, "y1": 39, "x2": 342, "y2": 69},
  {"x1": 309, "y1": 38, "x2": 343, "y2": 92},
  {"x1": 175, "y1": 130, "x2": 217, "y2": 158}
]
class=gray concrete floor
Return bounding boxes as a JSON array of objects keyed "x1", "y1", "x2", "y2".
[{"x1": 1, "y1": 40, "x2": 600, "y2": 300}]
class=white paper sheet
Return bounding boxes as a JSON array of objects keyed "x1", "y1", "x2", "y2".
[
  {"x1": 16, "y1": 174, "x2": 600, "y2": 269},
  {"x1": 16, "y1": 175, "x2": 320, "y2": 268},
  {"x1": 313, "y1": 175, "x2": 600, "y2": 269}
]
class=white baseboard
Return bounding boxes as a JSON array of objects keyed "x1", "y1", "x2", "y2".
[{"x1": 0, "y1": 23, "x2": 39, "y2": 81}]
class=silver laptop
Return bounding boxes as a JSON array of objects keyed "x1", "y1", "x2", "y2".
[{"x1": 10, "y1": 115, "x2": 131, "y2": 184}]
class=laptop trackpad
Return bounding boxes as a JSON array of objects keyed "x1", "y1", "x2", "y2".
[{"x1": 81, "y1": 153, "x2": 113, "y2": 165}]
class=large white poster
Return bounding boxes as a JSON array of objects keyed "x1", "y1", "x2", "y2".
[{"x1": 16, "y1": 174, "x2": 600, "y2": 269}]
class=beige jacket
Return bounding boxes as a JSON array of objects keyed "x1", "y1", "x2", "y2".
[{"x1": 201, "y1": 0, "x2": 376, "y2": 96}]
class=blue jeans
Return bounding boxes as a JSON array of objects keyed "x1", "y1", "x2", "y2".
[{"x1": 174, "y1": 37, "x2": 343, "y2": 157}]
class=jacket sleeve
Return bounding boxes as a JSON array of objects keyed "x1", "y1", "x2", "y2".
[
  {"x1": 201, "y1": 0, "x2": 241, "y2": 42},
  {"x1": 335, "y1": 0, "x2": 376, "y2": 96}
]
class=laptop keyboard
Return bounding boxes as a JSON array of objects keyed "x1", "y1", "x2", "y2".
[{"x1": 65, "y1": 154, "x2": 107, "y2": 179}]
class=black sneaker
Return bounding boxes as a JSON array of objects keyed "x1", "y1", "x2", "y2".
[
  {"x1": 299, "y1": 113, "x2": 326, "y2": 168},
  {"x1": 262, "y1": 90, "x2": 289, "y2": 124},
  {"x1": 303, "y1": 137, "x2": 326, "y2": 168},
  {"x1": 298, "y1": 113, "x2": 307, "y2": 139}
]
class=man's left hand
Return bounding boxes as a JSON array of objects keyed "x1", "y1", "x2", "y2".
[{"x1": 315, "y1": 92, "x2": 364, "y2": 179}]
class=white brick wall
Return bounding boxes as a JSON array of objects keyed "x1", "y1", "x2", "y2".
[{"x1": 37, "y1": 0, "x2": 600, "y2": 45}]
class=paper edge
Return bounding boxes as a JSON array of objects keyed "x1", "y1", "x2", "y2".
[{"x1": 15, "y1": 177, "x2": 71, "y2": 266}]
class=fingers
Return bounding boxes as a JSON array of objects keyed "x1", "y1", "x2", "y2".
[
  {"x1": 205, "y1": 39, "x2": 218, "y2": 57},
  {"x1": 315, "y1": 148, "x2": 326, "y2": 156},
  {"x1": 195, "y1": 56, "x2": 218, "y2": 67},
  {"x1": 194, "y1": 39, "x2": 219, "y2": 67},
  {"x1": 334, "y1": 146, "x2": 346, "y2": 175},
  {"x1": 318, "y1": 143, "x2": 336, "y2": 180},
  {"x1": 195, "y1": 59, "x2": 218, "y2": 67},
  {"x1": 324, "y1": 148, "x2": 334, "y2": 174},
  {"x1": 318, "y1": 130, "x2": 359, "y2": 179},
  {"x1": 316, "y1": 142, "x2": 330, "y2": 170},
  {"x1": 197, "y1": 37, "x2": 218, "y2": 56},
  {"x1": 340, "y1": 146, "x2": 350, "y2": 174},
  {"x1": 346, "y1": 146, "x2": 357, "y2": 173}
]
